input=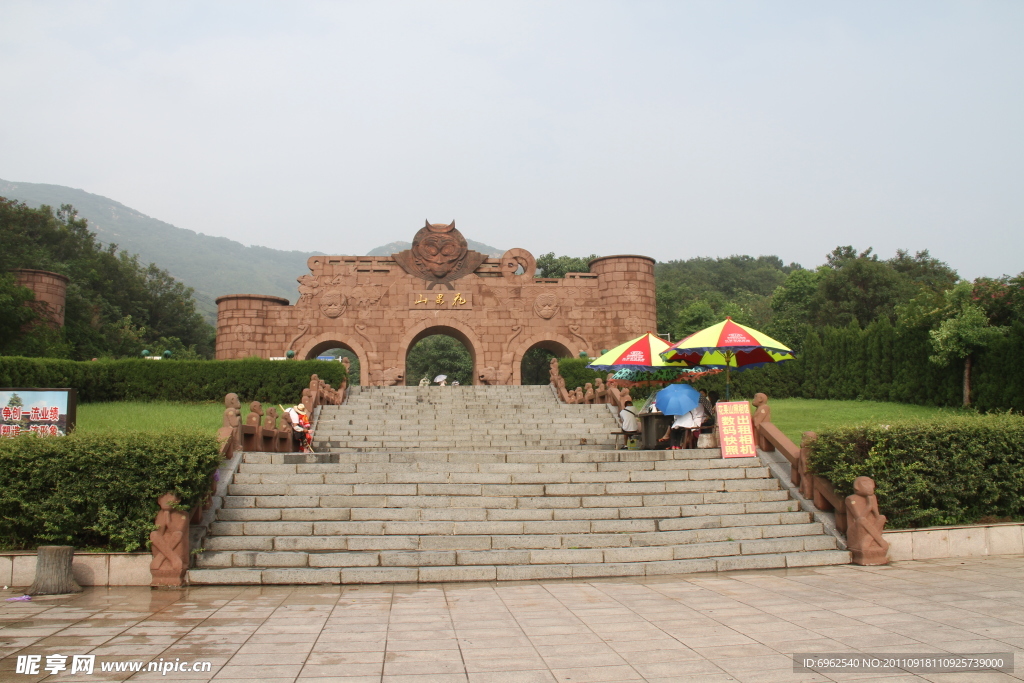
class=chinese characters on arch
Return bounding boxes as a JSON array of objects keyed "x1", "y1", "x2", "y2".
[
  {"x1": 716, "y1": 401, "x2": 756, "y2": 458},
  {"x1": 409, "y1": 292, "x2": 472, "y2": 309},
  {"x1": 0, "y1": 388, "x2": 77, "y2": 438}
]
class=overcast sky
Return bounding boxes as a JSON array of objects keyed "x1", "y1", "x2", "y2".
[{"x1": 2, "y1": 1, "x2": 1021, "y2": 279}]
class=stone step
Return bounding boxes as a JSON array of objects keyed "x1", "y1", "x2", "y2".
[
  {"x1": 211, "y1": 501, "x2": 802, "y2": 533},
  {"x1": 196, "y1": 535, "x2": 838, "y2": 569},
  {"x1": 206, "y1": 510, "x2": 812, "y2": 540},
  {"x1": 188, "y1": 549, "x2": 851, "y2": 584},
  {"x1": 242, "y1": 448, "x2": 731, "y2": 464},
  {"x1": 201, "y1": 520, "x2": 829, "y2": 553},
  {"x1": 215, "y1": 492, "x2": 792, "y2": 522}
]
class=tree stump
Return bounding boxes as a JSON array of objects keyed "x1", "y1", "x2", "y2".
[{"x1": 28, "y1": 546, "x2": 82, "y2": 595}]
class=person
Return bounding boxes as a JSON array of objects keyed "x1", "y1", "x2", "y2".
[
  {"x1": 619, "y1": 399, "x2": 640, "y2": 449},
  {"x1": 418, "y1": 377, "x2": 430, "y2": 387},
  {"x1": 451, "y1": 380, "x2": 460, "y2": 386},
  {"x1": 658, "y1": 403, "x2": 705, "y2": 449},
  {"x1": 698, "y1": 390, "x2": 719, "y2": 447},
  {"x1": 285, "y1": 403, "x2": 313, "y2": 452}
]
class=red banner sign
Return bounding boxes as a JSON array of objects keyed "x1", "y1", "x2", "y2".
[{"x1": 716, "y1": 401, "x2": 757, "y2": 458}]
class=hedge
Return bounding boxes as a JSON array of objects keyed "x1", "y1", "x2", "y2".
[
  {"x1": 0, "y1": 357, "x2": 346, "y2": 404},
  {"x1": 0, "y1": 430, "x2": 221, "y2": 551},
  {"x1": 557, "y1": 358, "x2": 604, "y2": 393},
  {"x1": 807, "y1": 414, "x2": 1024, "y2": 529}
]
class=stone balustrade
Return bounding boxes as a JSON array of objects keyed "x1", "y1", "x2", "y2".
[{"x1": 751, "y1": 395, "x2": 888, "y2": 566}]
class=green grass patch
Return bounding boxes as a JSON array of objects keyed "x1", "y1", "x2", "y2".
[
  {"x1": 76, "y1": 401, "x2": 224, "y2": 434},
  {"x1": 765, "y1": 398, "x2": 971, "y2": 445}
]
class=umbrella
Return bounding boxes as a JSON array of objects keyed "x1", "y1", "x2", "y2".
[
  {"x1": 433, "y1": 375, "x2": 447, "y2": 383},
  {"x1": 587, "y1": 332, "x2": 690, "y2": 372},
  {"x1": 659, "y1": 317, "x2": 796, "y2": 399},
  {"x1": 654, "y1": 383, "x2": 701, "y2": 416}
]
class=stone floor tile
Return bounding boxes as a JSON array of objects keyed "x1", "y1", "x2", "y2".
[
  {"x1": 467, "y1": 671, "x2": 557, "y2": 683},
  {"x1": 549, "y1": 664, "x2": 644, "y2": 682}
]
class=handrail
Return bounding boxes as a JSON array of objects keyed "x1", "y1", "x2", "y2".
[{"x1": 751, "y1": 395, "x2": 889, "y2": 566}]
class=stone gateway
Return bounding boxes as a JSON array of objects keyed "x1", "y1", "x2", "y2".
[{"x1": 215, "y1": 221, "x2": 656, "y2": 385}]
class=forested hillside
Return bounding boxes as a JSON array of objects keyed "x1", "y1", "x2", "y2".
[
  {"x1": 0, "y1": 179, "x2": 316, "y2": 322},
  {"x1": 0, "y1": 199, "x2": 214, "y2": 360}
]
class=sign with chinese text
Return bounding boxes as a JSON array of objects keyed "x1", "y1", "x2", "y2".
[
  {"x1": 409, "y1": 291, "x2": 473, "y2": 309},
  {"x1": 1, "y1": 388, "x2": 77, "y2": 437},
  {"x1": 716, "y1": 401, "x2": 756, "y2": 458}
]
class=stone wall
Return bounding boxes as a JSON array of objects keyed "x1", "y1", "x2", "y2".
[
  {"x1": 10, "y1": 268, "x2": 69, "y2": 327},
  {"x1": 215, "y1": 225, "x2": 657, "y2": 385}
]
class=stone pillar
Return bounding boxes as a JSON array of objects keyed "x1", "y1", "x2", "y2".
[
  {"x1": 215, "y1": 294, "x2": 291, "y2": 359},
  {"x1": 10, "y1": 269, "x2": 69, "y2": 327},
  {"x1": 587, "y1": 255, "x2": 657, "y2": 350}
]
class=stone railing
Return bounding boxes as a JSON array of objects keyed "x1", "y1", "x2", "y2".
[
  {"x1": 152, "y1": 372, "x2": 346, "y2": 586},
  {"x1": 216, "y1": 372, "x2": 346, "y2": 458},
  {"x1": 548, "y1": 359, "x2": 631, "y2": 411},
  {"x1": 751, "y1": 394, "x2": 889, "y2": 566}
]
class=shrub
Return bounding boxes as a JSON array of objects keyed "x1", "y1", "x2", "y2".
[
  {"x1": 0, "y1": 357, "x2": 346, "y2": 404},
  {"x1": 0, "y1": 430, "x2": 221, "y2": 551},
  {"x1": 557, "y1": 358, "x2": 603, "y2": 392},
  {"x1": 807, "y1": 414, "x2": 1024, "y2": 528}
]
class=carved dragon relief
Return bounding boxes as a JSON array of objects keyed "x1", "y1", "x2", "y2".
[{"x1": 569, "y1": 324, "x2": 591, "y2": 356}]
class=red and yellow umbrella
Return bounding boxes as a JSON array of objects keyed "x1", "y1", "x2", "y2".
[
  {"x1": 659, "y1": 318, "x2": 795, "y2": 398},
  {"x1": 587, "y1": 332, "x2": 691, "y2": 372}
]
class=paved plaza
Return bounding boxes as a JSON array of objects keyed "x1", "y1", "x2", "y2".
[{"x1": 2, "y1": 556, "x2": 1023, "y2": 683}]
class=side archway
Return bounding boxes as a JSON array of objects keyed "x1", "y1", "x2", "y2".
[
  {"x1": 511, "y1": 334, "x2": 574, "y2": 385},
  {"x1": 398, "y1": 318, "x2": 483, "y2": 385},
  {"x1": 297, "y1": 334, "x2": 370, "y2": 387}
]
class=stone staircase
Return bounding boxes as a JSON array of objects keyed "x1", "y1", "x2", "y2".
[
  {"x1": 313, "y1": 385, "x2": 620, "y2": 452},
  {"x1": 188, "y1": 386, "x2": 850, "y2": 585}
]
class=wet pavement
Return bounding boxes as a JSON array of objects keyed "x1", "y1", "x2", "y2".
[{"x1": 2, "y1": 556, "x2": 1023, "y2": 682}]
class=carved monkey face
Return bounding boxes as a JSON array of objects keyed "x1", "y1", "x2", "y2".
[
  {"x1": 319, "y1": 290, "x2": 347, "y2": 318},
  {"x1": 415, "y1": 233, "x2": 465, "y2": 277},
  {"x1": 534, "y1": 292, "x2": 560, "y2": 319}
]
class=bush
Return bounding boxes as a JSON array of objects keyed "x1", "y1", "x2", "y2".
[
  {"x1": 0, "y1": 357, "x2": 346, "y2": 404},
  {"x1": 557, "y1": 358, "x2": 604, "y2": 392},
  {"x1": 807, "y1": 414, "x2": 1024, "y2": 528},
  {"x1": 0, "y1": 430, "x2": 221, "y2": 551}
]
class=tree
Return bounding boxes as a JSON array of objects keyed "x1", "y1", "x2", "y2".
[
  {"x1": 535, "y1": 253, "x2": 599, "y2": 278},
  {"x1": 809, "y1": 247, "x2": 914, "y2": 328},
  {"x1": 405, "y1": 335, "x2": 473, "y2": 386},
  {"x1": 0, "y1": 274, "x2": 39, "y2": 350},
  {"x1": 929, "y1": 282, "x2": 1007, "y2": 406},
  {"x1": 0, "y1": 198, "x2": 214, "y2": 359}
]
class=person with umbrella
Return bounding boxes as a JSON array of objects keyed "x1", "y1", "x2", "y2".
[{"x1": 653, "y1": 384, "x2": 703, "y2": 450}]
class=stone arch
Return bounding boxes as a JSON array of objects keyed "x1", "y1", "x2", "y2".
[
  {"x1": 398, "y1": 318, "x2": 483, "y2": 386},
  {"x1": 298, "y1": 333, "x2": 371, "y2": 387},
  {"x1": 511, "y1": 334, "x2": 575, "y2": 385}
]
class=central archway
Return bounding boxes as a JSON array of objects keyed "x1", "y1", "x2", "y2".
[{"x1": 398, "y1": 319, "x2": 482, "y2": 385}]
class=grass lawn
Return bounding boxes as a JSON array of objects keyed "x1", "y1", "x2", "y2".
[
  {"x1": 76, "y1": 401, "x2": 224, "y2": 433},
  {"x1": 766, "y1": 397, "x2": 970, "y2": 445}
]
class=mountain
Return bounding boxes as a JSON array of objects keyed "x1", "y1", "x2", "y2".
[
  {"x1": 367, "y1": 239, "x2": 504, "y2": 257},
  {"x1": 0, "y1": 179, "x2": 503, "y2": 323},
  {"x1": 0, "y1": 179, "x2": 316, "y2": 322}
]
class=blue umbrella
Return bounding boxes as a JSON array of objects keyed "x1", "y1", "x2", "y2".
[{"x1": 655, "y1": 384, "x2": 701, "y2": 416}]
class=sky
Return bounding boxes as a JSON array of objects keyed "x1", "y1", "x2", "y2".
[{"x1": 1, "y1": 1, "x2": 1022, "y2": 280}]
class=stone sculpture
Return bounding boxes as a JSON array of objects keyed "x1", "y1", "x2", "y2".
[
  {"x1": 752, "y1": 393, "x2": 773, "y2": 451},
  {"x1": 392, "y1": 220, "x2": 488, "y2": 284},
  {"x1": 584, "y1": 383, "x2": 595, "y2": 404},
  {"x1": 594, "y1": 377, "x2": 607, "y2": 404},
  {"x1": 845, "y1": 476, "x2": 890, "y2": 566},
  {"x1": 150, "y1": 492, "x2": 189, "y2": 586}
]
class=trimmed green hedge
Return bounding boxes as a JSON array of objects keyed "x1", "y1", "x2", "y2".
[
  {"x1": 807, "y1": 414, "x2": 1024, "y2": 529},
  {"x1": 557, "y1": 358, "x2": 604, "y2": 393},
  {"x1": 0, "y1": 431, "x2": 221, "y2": 551},
  {"x1": 0, "y1": 357, "x2": 346, "y2": 403}
]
